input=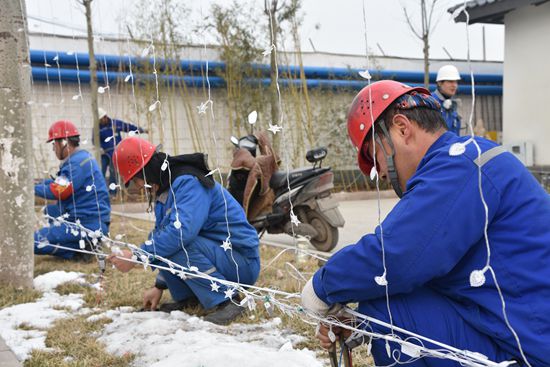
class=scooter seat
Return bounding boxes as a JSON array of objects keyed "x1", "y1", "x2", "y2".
[{"x1": 270, "y1": 168, "x2": 318, "y2": 190}]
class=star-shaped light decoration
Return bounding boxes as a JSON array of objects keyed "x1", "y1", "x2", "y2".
[
  {"x1": 224, "y1": 288, "x2": 235, "y2": 299},
  {"x1": 221, "y1": 239, "x2": 232, "y2": 252},
  {"x1": 262, "y1": 45, "x2": 274, "y2": 56},
  {"x1": 197, "y1": 100, "x2": 211, "y2": 115},
  {"x1": 177, "y1": 272, "x2": 186, "y2": 280},
  {"x1": 290, "y1": 211, "x2": 301, "y2": 227},
  {"x1": 268, "y1": 123, "x2": 282, "y2": 135},
  {"x1": 210, "y1": 282, "x2": 220, "y2": 292}
]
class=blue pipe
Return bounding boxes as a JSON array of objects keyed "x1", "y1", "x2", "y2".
[
  {"x1": 30, "y1": 49, "x2": 502, "y2": 85},
  {"x1": 31, "y1": 67, "x2": 226, "y2": 88},
  {"x1": 31, "y1": 66, "x2": 502, "y2": 95}
]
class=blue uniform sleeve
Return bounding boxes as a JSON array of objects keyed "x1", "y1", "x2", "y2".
[
  {"x1": 141, "y1": 177, "x2": 211, "y2": 259},
  {"x1": 313, "y1": 154, "x2": 500, "y2": 305},
  {"x1": 61, "y1": 155, "x2": 90, "y2": 193},
  {"x1": 116, "y1": 120, "x2": 143, "y2": 133},
  {"x1": 35, "y1": 178, "x2": 56, "y2": 199}
]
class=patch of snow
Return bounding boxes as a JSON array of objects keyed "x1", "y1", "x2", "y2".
[
  {"x1": 0, "y1": 292, "x2": 84, "y2": 360},
  {"x1": 97, "y1": 310, "x2": 321, "y2": 367},
  {"x1": 33, "y1": 271, "x2": 85, "y2": 292}
]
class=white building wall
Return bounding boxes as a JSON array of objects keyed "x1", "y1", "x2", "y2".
[{"x1": 503, "y1": 2, "x2": 550, "y2": 166}]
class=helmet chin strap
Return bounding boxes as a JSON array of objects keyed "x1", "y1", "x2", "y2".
[{"x1": 375, "y1": 122, "x2": 403, "y2": 198}]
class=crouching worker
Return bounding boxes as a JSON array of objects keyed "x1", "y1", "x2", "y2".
[
  {"x1": 34, "y1": 120, "x2": 111, "y2": 260},
  {"x1": 301, "y1": 81, "x2": 550, "y2": 366},
  {"x1": 108, "y1": 137, "x2": 260, "y2": 325}
]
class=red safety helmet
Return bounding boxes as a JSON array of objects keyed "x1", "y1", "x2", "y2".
[
  {"x1": 47, "y1": 120, "x2": 80, "y2": 142},
  {"x1": 112, "y1": 137, "x2": 157, "y2": 185},
  {"x1": 347, "y1": 80, "x2": 429, "y2": 175}
]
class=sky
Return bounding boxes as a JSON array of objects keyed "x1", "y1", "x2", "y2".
[{"x1": 25, "y1": 0, "x2": 504, "y2": 61}]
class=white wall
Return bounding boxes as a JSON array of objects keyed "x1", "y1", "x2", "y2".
[{"x1": 503, "y1": 2, "x2": 550, "y2": 166}]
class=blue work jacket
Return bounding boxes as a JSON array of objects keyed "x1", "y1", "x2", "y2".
[
  {"x1": 313, "y1": 132, "x2": 550, "y2": 365},
  {"x1": 35, "y1": 149, "x2": 111, "y2": 224}
]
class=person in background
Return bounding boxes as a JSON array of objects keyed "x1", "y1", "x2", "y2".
[
  {"x1": 432, "y1": 64, "x2": 462, "y2": 135},
  {"x1": 35, "y1": 120, "x2": 110, "y2": 260},
  {"x1": 96, "y1": 107, "x2": 146, "y2": 193}
]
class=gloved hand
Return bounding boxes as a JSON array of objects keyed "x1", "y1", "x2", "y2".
[
  {"x1": 143, "y1": 286, "x2": 163, "y2": 311},
  {"x1": 301, "y1": 277, "x2": 342, "y2": 316}
]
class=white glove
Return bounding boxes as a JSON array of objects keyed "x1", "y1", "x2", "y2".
[{"x1": 301, "y1": 278, "x2": 341, "y2": 316}]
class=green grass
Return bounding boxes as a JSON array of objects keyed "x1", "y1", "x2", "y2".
[{"x1": 2, "y1": 214, "x2": 374, "y2": 366}]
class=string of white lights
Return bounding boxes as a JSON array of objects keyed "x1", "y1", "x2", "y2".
[{"x1": 457, "y1": 4, "x2": 532, "y2": 366}]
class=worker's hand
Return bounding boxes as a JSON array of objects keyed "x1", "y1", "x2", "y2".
[
  {"x1": 301, "y1": 278, "x2": 342, "y2": 316},
  {"x1": 143, "y1": 287, "x2": 163, "y2": 311},
  {"x1": 316, "y1": 318, "x2": 353, "y2": 350},
  {"x1": 107, "y1": 248, "x2": 136, "y2": 273}
]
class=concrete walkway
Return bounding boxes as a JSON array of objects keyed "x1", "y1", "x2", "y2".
[
  {"x1": 0, "y1": 337, "x2": 21, "y2": 367},
  {"x1": 112, "y1": 193, "x2": 400, "y2": 254}
]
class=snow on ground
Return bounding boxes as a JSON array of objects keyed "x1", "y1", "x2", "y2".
[
  {"x1": 0, "y1": 271, "x2": 87, "y2": 360},
  {"x1": 0, "y1": 292, "x2": 85, "y2": 360},
  {"x1": 97, "y1": 309, "x2": 323, "y2": 367},
  {"x1": 33, "y1": 270, "x2": 85, "y2": 292},
  {"x1": 1, "y1": 270, "x2": 323, "y2": 366}
]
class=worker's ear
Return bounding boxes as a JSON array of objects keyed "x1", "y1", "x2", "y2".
[{"x1": 391, "y1": 114, "x2": 413, "y2": 143}]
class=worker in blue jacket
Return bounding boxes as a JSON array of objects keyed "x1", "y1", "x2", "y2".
[
  {"x1": 108, "y1": 137, "x2": 260, "y2": 325},
  {"x1": 35, "y1": 120, "x2": 111, "y2": 260},
  {"x1": 432, "y1": 65, "x2": 462, "y2": 135},
  {"x1": 301, "y1": 80, "x2": 550, "y2": 366},
  {"x1": 96, "y1": 107, "x2": 146, "y2": 191}
]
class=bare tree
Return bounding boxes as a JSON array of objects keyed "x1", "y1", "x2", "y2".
[
  {"x1": 403, "y1": 0, "x2": 440, "y2": 88},
  {"x1": 80, "y1": 0, "x2": 101, "y2": 162},
  {"x1": 264, "y1": 0, "x2": 300, "y2": 151},
  {"x1": 0, "y1": 0, "x2": 34, "y2": 287}
]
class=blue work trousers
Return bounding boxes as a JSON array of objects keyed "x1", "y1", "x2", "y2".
[
  {"x1": 34, "y1": 205, "x2": 109, "y2": 260},
  {"x1": 359, "y1": 287, "x2": 518, "y2": 366},
  {"x1": 158, "y1": 236, "x2": 260, "y2": 310}
]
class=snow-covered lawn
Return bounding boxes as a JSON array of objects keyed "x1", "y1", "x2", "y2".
[{"x1": 0, "y1": 271, "x2": 322, "y2": 366}]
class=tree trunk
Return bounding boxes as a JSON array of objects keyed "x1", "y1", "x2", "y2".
[
  {"x1": 0, "y1": 0, "x2": 34, "y2": 288},
  {"x1": 84, "y1": 0, "x2": 101, "y2": 162}
]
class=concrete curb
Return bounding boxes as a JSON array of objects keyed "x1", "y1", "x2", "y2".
[{"x1": 0, "y1": 337, "x2": 22, "y2": 367}]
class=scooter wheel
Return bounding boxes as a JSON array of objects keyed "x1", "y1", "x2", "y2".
[{"x1": 306, "y1": 210, "x2": 339, "y2": 252}]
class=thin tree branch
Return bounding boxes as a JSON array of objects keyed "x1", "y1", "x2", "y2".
[{"x1": 403, "y1": 7, "x2": 422, "y2": 39}]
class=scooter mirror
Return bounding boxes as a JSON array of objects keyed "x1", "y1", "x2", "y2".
[{"x1": 230, "y1": 136, "x2": 239, "y2": 147}]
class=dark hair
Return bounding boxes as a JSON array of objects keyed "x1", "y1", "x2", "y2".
[
  {"x1": 380, "y1": 106, "x2": 447, "y2": 134},
  {"x1": 67, "y1": 136, "x2": 80, "y2": 147}
]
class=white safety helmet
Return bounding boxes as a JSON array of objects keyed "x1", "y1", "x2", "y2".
[
  {"x1": 98, "y1": 107, "x2": 108, "y2": 119},
  {"x1": 436, "y1": 65, "x2": 461, "y2": 82}
]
